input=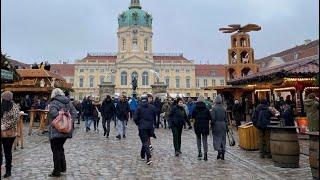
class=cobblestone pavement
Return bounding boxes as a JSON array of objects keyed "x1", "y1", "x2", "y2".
[{"x1": 1, "y1": 120, "x2": 313, "y2": 180}]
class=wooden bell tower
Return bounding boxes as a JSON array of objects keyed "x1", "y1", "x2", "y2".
[{"x1": 219, "y1": 24, "x2": 261, "y2": 81}]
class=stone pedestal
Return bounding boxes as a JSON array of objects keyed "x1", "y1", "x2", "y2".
[
  {"x1": 151, "y1": 82, "x2": 168, "y2": 96},
  {"x1": 99, "y1": 82, "x2": 115, "y2": 101}
]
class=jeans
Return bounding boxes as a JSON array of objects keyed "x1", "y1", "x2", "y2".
[
  {"x1": 139, "y1": 129, "x2": 152, "y2": 160},
  {"x1": 196, "y1": 134, "x2": 208, "y2": 153},
  {"x1": 84, "y1": 116, "x2": 93, "y2": 129},
  {"x1": 50, "y1": 138, "x2": 67, "y2": 174},
  {"x1": 102, "y1": 118, "x2": 112, "y2": 135},
  {"x1": 1, "y1": 137, "x2": 16, "y2": 175},
  {"x1": 116, "y1": 119, "x2": 126, "y2": 136},
  {"x1": 258, "y1": 129, "x2": 271, "y2": 155},
  {"x1": 172, "y1": 126, "x2": 183, "y2": 152}
]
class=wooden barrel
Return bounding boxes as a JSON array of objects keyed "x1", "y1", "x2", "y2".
[
  {"x1": 306, "y1": 132, "x2": 319, "y2": 180},
  {"x1": 269, "y1": 126, "x2": 300, "y2": 168}
]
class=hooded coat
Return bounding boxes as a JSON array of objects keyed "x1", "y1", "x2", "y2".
[
  {"x1": 211, "y1": 96, "x2": 227, "y2": 151},
  {"x1": 101, "y1": 99, "x2": 116, "y2": 120},
  {"x1": 192, "y1": 101, "x2": 212, "y2": 135},
  {"x1": 47, "y1": 95, "x2": 78, "y2": 139},
  {"x1": 304, "y1": 98, "x2": 319, "y2": 131}
]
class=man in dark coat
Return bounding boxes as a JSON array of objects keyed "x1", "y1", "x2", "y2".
[
  {"x1": 82, "y1": 96, "x2": 94, "y2": 132},
  {"x1": 192, "y1": 96, "x2": 212, "y2": 161},
  {"x1": 134, "y1": 95, "x2": 157, "y2": 165},
  {"x1": 153, "y1": 97, "x2": 162, "y2": 128},
  {"x1": 232, "y1": 99, "x2": 242, "y2": 128},
  {"x1": 101, "y1": 95, "x2": 116, "y2": 138},
  {"x1": 252, "y1": 99, "x2": 273, "y2": 159},
  {"x1": 115, "y1": 95, "x2": 130, "y2": 139}
]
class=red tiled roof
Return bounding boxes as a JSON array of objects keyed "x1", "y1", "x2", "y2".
[
  {"x1": 80, "y1": 55, "x2": 117, "y2": 63},
  {"x1": 16, "y1": 69, "x2": 65, "y2": 80},
  {"x1": 51, "y1": 64, "x2": 75, "y2": 77},
  {"x1": 153, "y1": 55, "x2": 189, "y2": 62},
  {"x1": 256, "y1": 39, "x2": 319, "y2": 67},
  {"x1": 228, "y1": 56, "x2": 319, "y2": 85},
  {"x1": 195, "y1": 64, "x2": 225, "y2": 77}
]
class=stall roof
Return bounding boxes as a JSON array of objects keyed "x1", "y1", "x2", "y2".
[
  {"x1": 228, "y1": 55, "x2": 319, "y2": 86},
  {"x1": 16, "y1": 69, "x2": 65, "y2": 80}
]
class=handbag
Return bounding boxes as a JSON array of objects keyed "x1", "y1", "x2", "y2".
[
  {"x1": 227, "y1": 129, "x2": 236, "y2": 146},
  {"x1": 1, "y1": 128, "x2": 16, "y2": 138}
]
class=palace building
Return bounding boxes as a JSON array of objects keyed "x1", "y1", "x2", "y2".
[{"x1": 65, "y1": 0, "x2": 225, "y2": 100}]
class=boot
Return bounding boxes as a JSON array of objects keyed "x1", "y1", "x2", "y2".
[
  {"x1": 204, "y1": 153, "x2": 208, "y2": 161},
  {"x1": 4, "y1": 166, "x2": 12, "y2": 178},
  {"x1": 103, "y1": 131, "x2": 106, "y2": 136},
  {"x1": 217, "y1": 152, "x2": 221, "y2": 159},
  {"x1": 198, "y1": 151, "x2": 202, "y2": 159},
  {"x1": 221, "y1": 152, "x2": 225, "y2": 160}
]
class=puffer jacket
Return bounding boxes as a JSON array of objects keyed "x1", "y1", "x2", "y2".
[
  {"x1": 134, "y1": 102, "x2": 157, "y2": 130},
  {"x1": 169, "y1": 105, "x2": 187, "y2": 127},
  {"x1": 47, "y1": 95, "x2": 77, "y2": 139},
  {"x1": 304, "y1": 99, "x2": 319, "y2": 131},
  {"x1": 252, "y1": 104, "x2": 272, "y2": 130}
]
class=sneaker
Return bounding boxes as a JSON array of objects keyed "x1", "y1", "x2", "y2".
[
  {"x1": 204, "y1": 153, "x2": 208, "y2": 161},
  {"x1": 217, "y1": 153, "x2": 221, "y2": 159},
  {"x1": 259, "y1": 154, "x2": 265, "y2": 159},
  {"x1": 103, "y1": 131, "x2": 106, "y2": 136},
  {"x1": 140, "y1": 157, "x2": 146, "y2": 161},
  {"x1": 178, "y1": 150, "x2": 182, "y2": 154},
  {"x1": 149, "y1": 145, "x2": 153, "y2": 151},
  {"x1": 198, "y1": 152, "x2": 202, "y2": 159},
  {"x1": 48, "y1": 172, "x2": 61, "y2": 177},
  {"x1": 146, "y1": 159, "x2": 153, "y2": 165},
  {"x1": 123, "y1": 135, "x2": 126, "y2": 138},
  {"x1": 3, "y1": 173, "x2": 11, "y2": 178},
  {"x1": 116, "y1": 135, "x2": 121, "y2": 140},
  {"x1": 106, "y1": 134, "x2": 109, "y2": 138}
]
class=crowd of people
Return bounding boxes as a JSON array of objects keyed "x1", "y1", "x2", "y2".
[{"x1": 1, "y1": 89, "x2": 319, "y2": 178}]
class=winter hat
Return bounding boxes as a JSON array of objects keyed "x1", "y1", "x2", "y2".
[
  {"x1": 1, "y1": 91, "x2": 13, "y2": 101},
  {"x1": 307, "y1": 93, "x2": 316, "y2": 100},
  {"x1": 261, "y1": 99, "x2": 268, "y2": 105},
  {"x1": 141, "y1": 94, "x2": 148, "y2": 102}
]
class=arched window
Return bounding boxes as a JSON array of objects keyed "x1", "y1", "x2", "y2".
[
  {"x1": 99, "y1": 76, "x2": 105, "y2": 85},
  {"x1": 131, "y1": 72, "x2": 138, "y2": 82},
  {"x1": 121, "y1": 71, "x2": 127, "y2": 85},
  {"x1": 142, "y1": 71, "x2": 149, "y2": 85},
  {"x1": 132, "y1": 38, "x2": 138, "y2": 51},
  {"x1": 144, "y1": 39, "x2": 148, "y2": 51},
  {"x1": 89, "y1": 75, "x2": 95, "y2": 88},
  {"x1": 79, "y1": 76, "x2": 84, "y2": 88},
  {"x1": 122, "y1": 38, "x2": 126, "y2": 51}
]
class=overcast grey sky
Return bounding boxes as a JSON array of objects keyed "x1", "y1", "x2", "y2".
[{"x1": 1, "y1": 0, "x2": 319, "y2": 64}]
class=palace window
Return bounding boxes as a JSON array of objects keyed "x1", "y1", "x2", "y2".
[
  {"x1": 121, "y1": 71, "x2": 127, "y2": 85},
  {"x1": 176, "y1": 69, "x2": 179, "y2": 73},
  {"x1": 212, "y1": 79, "x2": 216, "y2": 86},
  {"x1": 196, "y1": 93, "x2": 200, "y2": 97},
  {"x1": 122, "y1": 38, "x2": 126, "y2": 51},
  {"x1": 111, "y1": 75, "x2": 115, "y2": 84},
  {"x1": 204, "y1": 79, "x2": 208, "y2": 87},
  {"x1": 100, "y1": 68, "x2": 105, "y2": 73},
  {"x1": 144, "y1": 39, "x2": 148, "y2": 51},
  {"x1": 220, "y1": 79, "x2": 225, "y2": 86},
  {"x1": 79, "y1": 76, "x2": 84, "y2": 88},
  {"x1": 100, "y1": 76, "x2": 105, "y2": 84},
  {"x1": 89, "y1": 76, "x2": 95, "y2": 88},
  {"x1": 175, "y1": 76, "x2": 180, "y2": 88},
  {"x1": 186, "y1": 93, "x2": 191, "y2": 97},
  {"x1": 132, "y1": 38, "x2": 138, "y2": 51},
  {"x1": 165, "y1": 69, "x2": 170, "y2": 73},
  {"x1": 196, "y1": 79, "x2": 200, "y2": 88},
  {"x1": 79, "y1": 69, "x2": 84, "y2": 73},
  {"x1": 142, "y1": 71, "x2": 149, "y2": 85},
  {"x1": 165, "y1": 77, "x2": 170, "y2": 87},
  {"x1": 186, "y1": 69, "x2": 190, "y2": 73},
  {"x1": 186, "y1": 77, "x2": 191, "y2": 88}
]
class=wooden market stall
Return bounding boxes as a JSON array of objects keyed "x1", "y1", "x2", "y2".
[
  {"x1": 227, "y1": 55, "x2": 319, "y2": 116},
  {"x1": 4, "y1": 69, "x2": 73, "y2": 136}
]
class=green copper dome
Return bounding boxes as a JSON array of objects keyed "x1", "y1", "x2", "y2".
[{"x1": 118, "y1": 0, "x2": 152, "y2": 28}]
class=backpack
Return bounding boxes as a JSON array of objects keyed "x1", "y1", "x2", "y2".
[{"x1": 52, "y1": 109, "x2": 73, "y2": 133}]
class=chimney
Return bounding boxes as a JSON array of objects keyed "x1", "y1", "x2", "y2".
[{"x1": 304, "y1": 39, "x2": 312, "y2": 45}]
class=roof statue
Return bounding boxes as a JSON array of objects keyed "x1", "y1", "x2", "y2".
[{"x1": 219, "y1": 24, "x2": 261, "y2": 33}]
